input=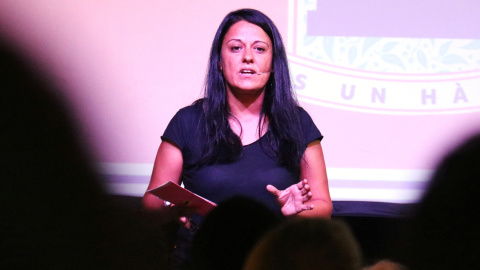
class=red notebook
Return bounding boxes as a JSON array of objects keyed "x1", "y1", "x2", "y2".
[{"x1": 147, "y1": 181, "x2": 216, "y2": 216}]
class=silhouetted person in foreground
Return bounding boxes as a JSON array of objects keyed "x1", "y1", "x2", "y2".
[
  {"x1": 362, "y1": 259, "x2": 407, "y2": 270},
  {"x1": 189, "y1": 196, "x2": 282, "y2": 270},
  {"x1": 243, "y1": 218, "x2": 363, "y2": 270},
  {"x1": 396, "y1": 132, "x2": 480, "y2": 270},
  {"x1": 0, "y1": 38, "x2": 167, "y2": 269}
]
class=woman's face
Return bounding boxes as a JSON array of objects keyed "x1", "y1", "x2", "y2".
[{"x1": 220, "y1": 20, "x2": 273, "y2": 95}]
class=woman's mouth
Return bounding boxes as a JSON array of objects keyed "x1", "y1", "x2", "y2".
[{"x1": 240, "y1": 69, "x2": 256, "y2": 75}]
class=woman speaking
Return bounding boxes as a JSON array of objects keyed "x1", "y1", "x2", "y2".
[{"x1": 142, "y1": 8, "x2": 332, "y2": 269}]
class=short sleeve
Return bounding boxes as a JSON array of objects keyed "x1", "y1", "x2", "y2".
[
  {"x1": 161, "y1": 103, "x2": 202, "y2": 151},
  {"x1": 298, "y1": 107, "x2": 323, "y2": 146},
  {"x1": 161, "y1": 111, "x2": 186, "y2": 149}
]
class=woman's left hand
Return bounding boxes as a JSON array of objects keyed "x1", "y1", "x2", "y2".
[{"x1": 267, "y1": 179, "x2": 314, "y2": 216}]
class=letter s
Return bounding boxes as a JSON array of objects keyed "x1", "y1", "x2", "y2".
[{"x1": 294, "y1": 74, "x2": 307, "y2": 90}]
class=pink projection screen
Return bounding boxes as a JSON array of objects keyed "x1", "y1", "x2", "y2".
[{"x1": 1, "y1": 0, "x2": 479, "y2": 215}]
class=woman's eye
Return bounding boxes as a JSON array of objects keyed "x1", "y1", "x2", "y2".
[
  {"x1": 255, "y1": 47, "x2": 266, "y2": 52},
  {"x1": 231, "y1": 46, "x2": 242, "y2": 52}
]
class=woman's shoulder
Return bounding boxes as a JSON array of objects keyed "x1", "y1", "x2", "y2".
[
  {"x1": 174, "y1": 99, "x2": 204, "y2": 120},
  {"x1": 295, "y1": 106, "x2": 323, "y2": 142},
  {"x1": 163, "y1": 100, "x2": 204, "y2": 146},
  {"x1": 296, "y1": 105, "x2": 307, "y2": 114},
  {"x1": 295, "y1": 106, "x2": 313, "y2": 121}
]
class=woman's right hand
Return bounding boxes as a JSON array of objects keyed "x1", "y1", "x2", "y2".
[
  {"x1": 142, "y1": 140, "x2": 186, "y2": 222},
  {"x1": 167, "y1": 202, "x2": 196, "y2": 229}
]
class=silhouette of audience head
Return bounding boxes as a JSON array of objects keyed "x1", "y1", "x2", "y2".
[
  {"x1": 363, "y1": 259, "x2": 407, "y2": 270},
  {"x1": 399, "y1": 132, "x2": 480, "y2": 269},
  {"x1": 0, "y1": 38, "x2": 167, "y2": 269},
  {"x1": 190, "y1": 196, "x2": 282, "y2": 270},
  {"x1": 243, "y1": 217, "x2": 363, "y2": 270}
]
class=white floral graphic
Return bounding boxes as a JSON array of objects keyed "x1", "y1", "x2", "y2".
[
  {"x1": 301, "y1": 37, "x2": 480, "y2": 73},
  {"x1": 296, "y1": 0, "x2": 480, "y2": 74}
]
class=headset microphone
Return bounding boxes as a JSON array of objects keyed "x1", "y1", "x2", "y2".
[{"x1": 256, "y1": 70, "x2": 273, "y2": 75}]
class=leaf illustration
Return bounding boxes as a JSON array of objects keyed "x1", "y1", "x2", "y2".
[
  {"x1": 441, "y1": 54, "x2": 467, "y2": 65},
  {"x1": 357, "y1": 62, "x2": 368, "y2": 70},
  {"x1": 348, "y1": 45, "x2": 358, "y2": 64},
  {"x1": 381, "y1": 42, "x2": 399, "y2": 52},
  {"x1": 381, "y1": 53, "x2": 405, "y2": 70},
  {"x1": 439, "y1": 41, "x2": 452, "y2": 57},
  {"x1": 417, "y1": 50, "x2": 428, "y2": 68},
  {"x1": 461, "y1": 39, "x2": 480, "y2": 50},
  {"x1": 323, "y1": 36, "x2": 335, "y2": 61},
  {"x1": 362, "y1": 37, "x2": 381, "y2": 55},
  {"x1": 304, "y1": 35, "x2": 317, "y2": 46}
]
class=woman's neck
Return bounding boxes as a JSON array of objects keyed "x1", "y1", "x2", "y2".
[
  {"x1": 227, "y1": 87, "x2": 264, "y2": 120},
  {"x1": 226, "y1": 87, "x2": 268, "y2": 145}
]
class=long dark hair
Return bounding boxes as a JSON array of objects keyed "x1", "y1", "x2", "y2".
[{"x1": 200, "y1": 8, "x2": 304, "y2": 172}]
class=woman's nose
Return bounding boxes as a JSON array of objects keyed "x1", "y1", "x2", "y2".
[{"x1": 243, "y1": 49, "x2": 253, "y2": 63}]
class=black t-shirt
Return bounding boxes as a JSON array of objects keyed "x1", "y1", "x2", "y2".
[{"x1": 162, "y1": 101, "x2": 323, "y2": 215}]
